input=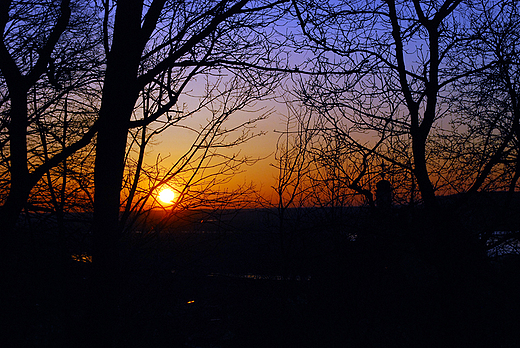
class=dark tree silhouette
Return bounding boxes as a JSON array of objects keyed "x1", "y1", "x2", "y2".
[
  {"x1": 0, "y1": 0, "x2": 102, "y2": 258},
  {"x1": 290, "y1": 0, "x2": 496, "y2": 210},
  {"x1": 285, "y1": 0, "x2": 520, "y2": 286},
  {"x1": 449, "y1": 0, "x2": 520, "y2": 199},
  {"x1": 87, "y1": 0, "x2": 288, "y2": 345}
]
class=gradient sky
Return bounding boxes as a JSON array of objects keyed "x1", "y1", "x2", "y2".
[{"x1": 142, "y1": 98, "x2": 287, "y2": 201}]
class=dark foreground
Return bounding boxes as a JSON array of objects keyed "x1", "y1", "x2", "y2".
[{"x1": 3, "y1": 208, "x2": 520, "y2": 347}]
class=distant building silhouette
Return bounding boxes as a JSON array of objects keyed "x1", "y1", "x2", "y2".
[{"x1": 376, "y1": 179, "x2": 392, "y2": 210}]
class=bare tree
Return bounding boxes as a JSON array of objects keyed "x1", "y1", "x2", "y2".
[
  {"x1": 85, "y1": 0, "x2": 289, "y2": 344},
  {"x1": 443, "y1": 0, "x2": 520, "y2": 251},
  {"x1": 0, "y1": 0, "x2": 103, "y2": 259},
  {"x1": 289, "y1": 0, "x2": 500, "y2": 210},
  {"x1": 448, "y1": 1, "x2": 520, "y2": 198},
  {"x1": 283, "y1": 0, "x2": 520, "y2": 281}
]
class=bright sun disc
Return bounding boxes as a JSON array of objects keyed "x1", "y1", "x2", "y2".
[{"x1": 158, "y1": 188, "x2": 176, "y2": 204}]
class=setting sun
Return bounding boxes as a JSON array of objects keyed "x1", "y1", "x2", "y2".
[{"x1": 158, "y1": 188, "x2": 176, "y2": 205}]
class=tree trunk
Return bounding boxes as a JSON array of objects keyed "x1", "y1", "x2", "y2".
[
  {"x1": 411, "y1": 133, "x2": 437, "y2": 211},
  {"x1": 88, "y1": 2, "x2": 142, "y2": 347},
  {"x1": 0, "y1": 89, "x2": 31, "y2": 264},
  {"x1": 89, "y1": 2, "x2": 144, "y2": 346},
  {"x1": 0, "y1": 0, "x2": 71, "y2": 241}
]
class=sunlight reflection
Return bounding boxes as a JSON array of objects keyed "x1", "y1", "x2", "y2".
[{"x1": 71, "y1": 253, "x2": 92, "y2": 263}]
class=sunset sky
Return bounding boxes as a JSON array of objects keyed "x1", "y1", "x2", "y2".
[{"x1": 141, "y1": 95, "x2": 288, "y2": 201}]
